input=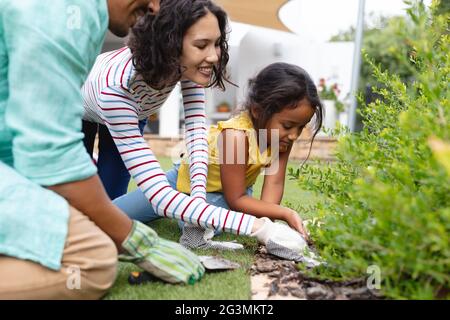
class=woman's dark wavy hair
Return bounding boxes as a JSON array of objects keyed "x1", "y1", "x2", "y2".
[
  {"x1": 128, "y1": 0, "x2": 230, "y2": 90},
  {"x1": 244, "y1": 62, "x2": 324, "y2": 162}
]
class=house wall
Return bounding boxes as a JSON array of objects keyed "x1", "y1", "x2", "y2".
[{"x1": 141, "y1": 134, "x2": 337, "y2": 162}]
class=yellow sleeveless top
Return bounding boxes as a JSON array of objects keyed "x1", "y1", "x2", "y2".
[{"x1": 176, "y1": 111, "x2": 273, "y2": 193}]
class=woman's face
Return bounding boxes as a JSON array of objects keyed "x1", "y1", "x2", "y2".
[
  {"x1": 179, "y1": 11, "x2": 221, "y2": 86},
  {"x1": 262, "y1": 99, "x2": 316, "y2": 153}
]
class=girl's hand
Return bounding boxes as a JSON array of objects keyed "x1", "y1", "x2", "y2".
[{"x1": 282, "y1": 208, "x2": 310, "y2": 242}]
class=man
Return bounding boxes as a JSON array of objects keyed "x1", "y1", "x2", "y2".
[{"x1": 0, "y1": 0, "x2": 203, "y2": 299}]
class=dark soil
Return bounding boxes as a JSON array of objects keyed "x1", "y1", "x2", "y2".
[{"x1": 251, "y1": 246, "x2": 384, "y2": 300}]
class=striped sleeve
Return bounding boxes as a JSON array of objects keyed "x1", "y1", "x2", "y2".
[
  {"x1": 98, "y1": 85, "x2": 255, "y2": 236},
  {"x1": 181, "y1": 80, "x2": 208, "y2": 202}
]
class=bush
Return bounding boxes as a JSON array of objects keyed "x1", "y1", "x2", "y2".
[{"x1": 289, "y1": 1, "x2": 449, "y2": 299}]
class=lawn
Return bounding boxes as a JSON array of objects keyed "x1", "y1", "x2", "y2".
[{"x1": 105, "y1": 156, "x2": 319, "y2": 300}]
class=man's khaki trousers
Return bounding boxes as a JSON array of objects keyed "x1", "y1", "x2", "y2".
[{"x1": 0, "y1": 207, "x2": 118, "y2": 299}]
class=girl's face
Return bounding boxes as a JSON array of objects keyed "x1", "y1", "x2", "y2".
[
  {"x1": 179, "y1": 11, "x2": 221, "y2": 86},
  {"x1": 262, "y1": 99, "x2": 316, "y2": 153}
]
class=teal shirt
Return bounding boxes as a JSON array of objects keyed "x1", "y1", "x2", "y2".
[{"x1": 0, "y1": 0, "x2": 108, "y2": 270}]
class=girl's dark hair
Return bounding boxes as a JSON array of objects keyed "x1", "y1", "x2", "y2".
[
  {"x1": 128, "y1": 0, "x2": 230, "y2": 90},
  {"x1": 244, "y1": 62, "x2": 324, "y2": 161}
]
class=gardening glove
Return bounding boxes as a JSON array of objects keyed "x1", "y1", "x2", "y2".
[
  {"x1": 120, "y1": 220, "x2": 205, "y2": 284},
  {"x1": 251, "y1": 217, "x2": 321, "y2": 268},
  {"x1": 179, "y1": 223, "x2": 244, "y2": 250}
]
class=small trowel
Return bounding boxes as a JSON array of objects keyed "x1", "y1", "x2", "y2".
[{"x1": 128, "y1": 256, "x2": 240, "y2": 285}]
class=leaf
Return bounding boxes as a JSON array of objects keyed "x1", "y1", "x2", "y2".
[{"x1": 428, "y1": 137, "x2": 450, "y2": 176}]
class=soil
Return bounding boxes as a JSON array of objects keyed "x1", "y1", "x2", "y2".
[{"x1": 250, "y1": 246, "x2": 384, "y2": 300}]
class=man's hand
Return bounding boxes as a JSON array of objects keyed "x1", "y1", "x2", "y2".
[{"x1": 120, "y1": 221, "x2": 205, "y2": 284}]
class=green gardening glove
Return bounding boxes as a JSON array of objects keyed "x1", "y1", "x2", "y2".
[{"x1": 120, "y1": 220, "x2": 205, "y2": 284}]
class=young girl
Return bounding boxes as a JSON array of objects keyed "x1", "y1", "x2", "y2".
[{"x1": 114, "y1": 62, "x2": 324, "y2": 253}]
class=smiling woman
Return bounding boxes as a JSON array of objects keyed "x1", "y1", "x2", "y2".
[
  {"x1": 81, "y1": 0, "x2": 231, "y2": 203},
  {"x1": 128, "y1": 0, "x2": 231, "y2": 90},
  {"x1": 179, "y1": 11, "x2": 222, "y2": 86},
  {"x1": 80, "y1": 0, "x2": 267, "y2": 251}
]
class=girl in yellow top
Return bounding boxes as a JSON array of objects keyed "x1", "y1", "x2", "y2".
[
  {"x1": 114, "y1": 62, "x2": 323, "y2": 252},
  {"x1": 179, "y1": 62, "x2": 323, "y2": 233}
]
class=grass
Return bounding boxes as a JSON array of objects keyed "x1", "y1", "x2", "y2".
[{"x1": 105, "y1": 156, "x2": 319, "y2": 300}]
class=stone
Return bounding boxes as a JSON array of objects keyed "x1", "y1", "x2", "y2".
[
  {"x1": 255, "y1": 261, "x2": 278, "y2": 273},
  {"x1": 306, "y1": 285, "x2": 330, "y2": 300},
  {"x1": 341, "y1": 287, "x2": 373, "y2": 300}
]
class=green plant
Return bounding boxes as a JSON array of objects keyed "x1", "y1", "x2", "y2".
[
  {"x1": 330, "y1": 11, "x2": 425, "y2": 91},
  {"x1": 290, "y1": 1, "x2": 450, "y2": 299}
]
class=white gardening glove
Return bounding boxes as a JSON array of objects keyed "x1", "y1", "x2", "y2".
[
  {"x1": 179, "y1": 223, "x2": 244, "y2": 250},
  {"x1": 251, "y1": 217, "x2": 321, "y2": 267}
]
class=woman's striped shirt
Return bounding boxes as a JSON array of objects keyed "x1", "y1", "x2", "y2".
[{"x1": 81, "y1": 47, "x2": 255, "y2": 235}]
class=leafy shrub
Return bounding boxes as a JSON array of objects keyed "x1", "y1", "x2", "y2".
[{"x1": 289, "y1": 1, "x2": 449, "y2": 299}]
